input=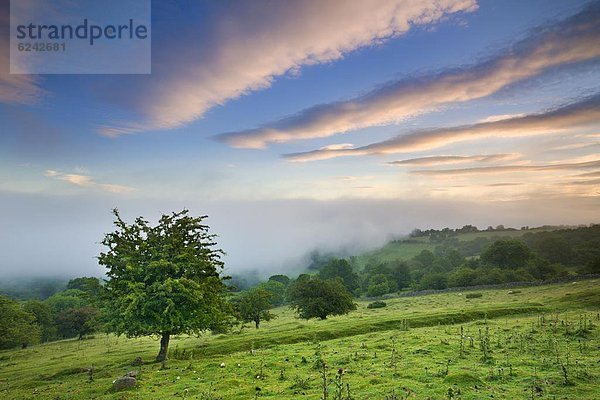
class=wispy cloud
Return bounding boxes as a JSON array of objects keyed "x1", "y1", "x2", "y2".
[
  {"x1": 388, "y1": 153, "x2": 515, "y2": 166},
  {"x1": 284, "y1": 94, "x2": 600, "y2": 162},
  {"x1": 216, "y1": 3, "x2": 600, "y2": 148},
  {"x1": 44, "y1": 170, "x2": 134, "y2": 193},
  {"x1": 485, "y1": 182, "x2": 524, "y2": 187},
  {"x1": 410, "y1": 159, "x2": 600, "y2": 176},
  {"x1": 98, "y1": 0, "x2": 477, "y2": 136},
  {"x1": 574, "y1": 171, "x2": 600, "y2": 178},
  {"x1": 477, "y1": 114, "x2": 526, "y2": 123},
  {"x1": 564, "y1": 178, "x2": 600, "y2": 186}
]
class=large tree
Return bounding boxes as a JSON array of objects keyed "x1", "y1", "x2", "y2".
[
  {"x1": 99, "y1": 209, "x2": 231, "y2": 361},
  {"x1": 287, "y1": 276, "x2": 356, "y2": 320},
  {"x1": 233, "y1": 287, "x2": 274, "y2": 329}
]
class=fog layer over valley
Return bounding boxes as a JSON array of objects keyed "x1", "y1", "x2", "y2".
[{"x1": 1, "y1": 190, "x2": 597, "y2": 279}]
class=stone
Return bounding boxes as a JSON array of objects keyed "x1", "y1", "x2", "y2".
[
  {"x1": 113, "y1": 376, "x2": 136, "y2": 391},
  {"x1": 131, "y1": 357, "x2": 143, "y2": 366}
]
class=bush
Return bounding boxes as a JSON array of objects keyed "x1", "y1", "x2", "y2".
[
  {"x1": 465, "y1": 293, "x2": 483, "y2": 299},
  {"x1": 367, "y1": 301, "x2": 387, "y2": 309},
  {"x1": 366, "y1": 282, "x2": 390, "y2": 297}
]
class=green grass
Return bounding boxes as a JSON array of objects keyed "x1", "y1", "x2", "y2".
[
  {"x1": 356, "y1": 241, "x2": 435, "y2": 266},
  {"x1": 1, "y1": 280, "x2": 599, "y2": 399}
]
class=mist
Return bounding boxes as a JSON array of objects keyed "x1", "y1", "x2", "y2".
[{"x1": 0, "y1": 190, "x2": 598, "y2": 279}]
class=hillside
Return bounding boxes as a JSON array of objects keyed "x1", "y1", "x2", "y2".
[
  {"x1": 1, "y1": 280, "x2": 599, "y2": 399},
  {"x1": 354, "y1": 226, "x2": 561, "y2": 267}
]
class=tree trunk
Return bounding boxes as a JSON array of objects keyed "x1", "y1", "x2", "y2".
[
  {"x1": 254, "y1": 318, "x2": 260, "y2": 329},
  {"x1": 156, "y1": 332, "x2": 170, "y2": 362}
]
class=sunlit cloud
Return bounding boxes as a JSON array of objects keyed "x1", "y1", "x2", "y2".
[
  {"x1": 484, "y1": 182, "x2": 524, "y2": 187},
  {"x1": 564, "y1": 178, "x2": 600, "y2": 186},
  {"x1": 574, "y1": 171, "x2": 600, "y2": 178},
  {"x1": 410, "y1": 159, "x2": 600, "y2": 176},
  {"x1": 44, "y1": 170, "x2": 134, "y2": 194},
  {"x1": 548, "y1": 142, "x2": 599, "y2": 151},
  {"x1": 59, "y1": 174, "x2": 94, "y2": 187},
  {"x1": 100, "y1": 0, "x2": 477, "y2": 136},
  {"x1": 477, "y1": 113, "x2": 526, "y2": 123},
  {"x1": 321, "y1": 143, "x2": 355, "y2": 151},
  {"x1": 284, "y1": 94, "x2": 600, "y2": 162},
  {"x1": 388, "y1": 153, "x2": 516, "y2": 166},
  {"x1": 216, "y1": 4, "x2": 600, "y2": 148}
]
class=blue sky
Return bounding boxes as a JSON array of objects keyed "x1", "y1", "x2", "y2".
[{"x1": 1, "y1": 0, "x2": 599, "y2": 277}]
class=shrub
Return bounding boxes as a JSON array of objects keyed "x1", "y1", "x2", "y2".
[
  {"x1": 367, "y1": 301, "x2": 387, "y2": 309},
  {"x1": 465, "y1": 293, "x2": 483, "y2": 299}
]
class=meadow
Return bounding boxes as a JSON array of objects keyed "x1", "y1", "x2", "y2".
[{"x1": 1, "y1": 280, "x2": 598, "y2": 399}]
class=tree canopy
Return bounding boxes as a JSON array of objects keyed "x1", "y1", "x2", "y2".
[
  {"x1": 480, "y1": 239, "x2": 533, "y2": 269},
  {"x1": 318, "y1": 258, "x2": 360, "y2": 292},
  {"x1": 233, "y1": 287, "x2": 274, "y2": 328},
  {"x1": 0, "y1": 295, "x2": 40, "y2": 349},
  {"x1": 287, "y1": 276, "x2": 356, "y2": 320},
  {"x1": 98, "y1": 209, "x2": 231, "y2": 361}
]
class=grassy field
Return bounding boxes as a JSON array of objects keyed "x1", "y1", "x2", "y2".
[{"x1": 1, "y1": 280, "x2": 599, "y2": 399}]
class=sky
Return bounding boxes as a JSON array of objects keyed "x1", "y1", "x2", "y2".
[{"x1": 1, "y1": 0, "x2": 599, "y2": 278}]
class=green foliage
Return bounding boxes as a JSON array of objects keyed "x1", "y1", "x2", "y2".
[
  {"x1": 233, "y1": 287, "x2": 274, "y2": 328},
  {"x1": 447, "y1": 268, "x2": 478, "y2": 288},
  {"x1": 0, "y1": 295, "x2": 41, "y2": 349},
  {"x1": 365, "y1": 273, "x2": 397, "y2": 297},
  {"x1": 366, "y1": 301, "x2": 387, "y2": 309},
  {"x1": 45, "y1": 289, "x2": 99, "y2": 339},
  {"x1": 66, "y1": 277, "x2": 103, "y2": 300},
  {"x1": 418, "y1": 272, "x2": 448, "y2": 290},
  {"x1": 287, "y1": 277, "x2": 357, "y2": 320},
  {"x1": 98, "y1": 209, "x2": 231, "y2": 360},
  {"x1": 23, "y1": 300, "x2": 57, "y2": 342},
  {"x1": 465, "y1": 293, "x2": 483, "y2": 299},
  {"x1": 318, "y1": 258, "x2": 360, "y2": 292},
  {"x1": 480, "y1": 239, "x2": 533, "y2": 269},
  {"x1": 581, "y1": 257, "x2": 600, "y2": 274},
  {"x1": 389, "y1": 261, "x2": 411, "y2": 290},
  {"x1": 45, "y1": 289, "x2": 86, "y2": 314},
  {"x1": 268, "y1": 274, "x2": 291, "y2": 286},
  {"x1": 360, "y1": 262, "x2": 404, "y2": 296},
  {"x1": 55, "y1": 306, "x2": 100, "y2": 339},
  {"x1": 414, "y1": 250, "x2": 435, "y2": 269},
  {"x1": 257, "y1": 280, "x2": 287, "y2": 306}
]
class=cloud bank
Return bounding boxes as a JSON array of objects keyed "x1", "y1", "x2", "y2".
[
  {"x1": 216, "y1": 3, "x2": 600, "y2": 148},
  {"x1": 99, "y1": 0, "x2": 477, "y2": 135},
  {"x1": 284, "y1": 94, "x2": 600, "y2": 161}
]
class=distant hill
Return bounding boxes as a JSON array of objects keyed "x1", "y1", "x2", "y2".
[{"x1": 352, "y1": 225, "x2": 589, "y2": 269}]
